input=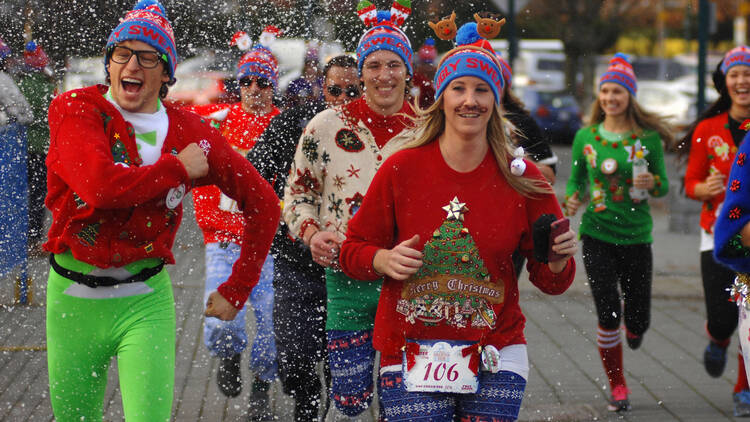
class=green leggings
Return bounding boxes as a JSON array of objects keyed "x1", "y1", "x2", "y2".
[{"x1": 46, "y1": 266, "x2": 176, "y2": 421}]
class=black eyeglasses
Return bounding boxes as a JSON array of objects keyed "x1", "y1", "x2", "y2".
[
  {"x1": 239, "y1": 77, "x2": 271, "y2": 89},
  {"x1": 109, "y1": 45, "x2": 164, "y2": 69},
  {"x1": 327, "y1": 85, "x2": 360, "y2": 98}
]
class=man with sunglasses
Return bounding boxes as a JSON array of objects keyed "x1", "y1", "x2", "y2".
[
  {"x1": 247, "y1": 54, "x2": 359, "y2": 422},
  {"x1": 43, "y1": 1, "x2": 279, "y2": 421},
  {"x1": 190, "y1": 43, "x2": 281, "y2": 420},
  {"x1": 283, "y1": 7, "x2": 416, "y2": 419}
]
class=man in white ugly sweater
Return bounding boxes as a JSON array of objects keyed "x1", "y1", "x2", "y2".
[{"x1": 282, "y1": 2, "x2": 414, "y2": 419}]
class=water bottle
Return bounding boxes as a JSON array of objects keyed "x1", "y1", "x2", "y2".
[{"x1": 630, "y1": 150, "x2": 649, "y2": 201}]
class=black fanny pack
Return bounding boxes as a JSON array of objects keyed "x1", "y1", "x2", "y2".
[{"x1": 49, "y1": 254, "x2": 164, "y2": 288}]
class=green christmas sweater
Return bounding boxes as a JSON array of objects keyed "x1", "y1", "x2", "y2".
[{"x1": 566, "y1": 124, "x2": 669, "y2": 245}]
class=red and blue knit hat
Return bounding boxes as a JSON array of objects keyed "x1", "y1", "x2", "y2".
[
  {"x1": 721, "y1": 46, "x2": 750, "y2": 74},
  {"x1": 106, "y1": 0, "x2": 177, "y2": 83},
  {"x1": 432, "y1": 15, "x2": 506, "y2": 105},
  {"x1": 237, "y1": 46, "x2": 279, "y2": 89},
  {"x1": 417, "y1": 38, "x2": 437, "y2": 65},
  {"x1": 24, "y1": 41, "x2": 49, "y2": 71},
  {"x1": 355, "y1": 0, "x2": 413, "y2": 75},
  {"x1": 599, "y1": 53, "x2": 637, "y2": 96}
]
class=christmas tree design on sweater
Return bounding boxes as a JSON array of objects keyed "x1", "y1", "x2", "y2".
[{"x1": 396, "y1": 197, "x2": 504, "y2": 329}]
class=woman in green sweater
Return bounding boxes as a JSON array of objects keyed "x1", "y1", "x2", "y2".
[{"x1": 565, "y1": 53, "x2": 673, "y2": 412}]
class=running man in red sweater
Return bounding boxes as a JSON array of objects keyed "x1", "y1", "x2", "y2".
[{"x1": 191, "y1": 40, "x2": 281, "y2": 421}]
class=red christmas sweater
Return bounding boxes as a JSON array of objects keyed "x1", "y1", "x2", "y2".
[
  {"x1": 684, "y1": 112, "x2": 739, "y2": 233},
  {"x1": 340, "y1": 141, "x2": 575, "y2": 363},
  {"x1": 190, "y1": 103, "x2": 280, "y2": 244},
  {"x1": 44, "y1": 85, "x2": 280, "y2": 309}
]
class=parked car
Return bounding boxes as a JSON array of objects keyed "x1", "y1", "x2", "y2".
[
  {"x1": 515, "y1": 86, "x2": 583, "y2": 144},
  {"x1": 489, "y1": 39, "x2": 570, "y2": 90},
  {"x1": 636, "y1": 79, "x2": 719, "y2": 132}
]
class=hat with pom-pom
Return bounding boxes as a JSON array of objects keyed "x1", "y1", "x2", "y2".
[
  {"x1": 355, "y1": 0, "x2": 413, "y2": 75},
  {"x1": 417, "y1": 38, "x2": 437, "y2": 64},
  {"x1": 237, "y1": 44, "x2": 279, "y2": 90},
  {"x1": 432, "y1": 13, "x2": 507, "y2": 104},
  {"x1": 599, "y1": 52, "x2": 637, "y2": 96},
  {"x1": 24, "y1": 41, "x2": 49, "y2": 71},
  {"x1": 106, "y1": 0, "x2": 177, "y2": 82},
  {"x1": 721, "y1": 45, "x2": 750, "y2": 75}
]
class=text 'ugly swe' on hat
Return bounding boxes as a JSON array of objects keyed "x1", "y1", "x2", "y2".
[
  {"x1": 355, "y1": 0, "x2": 413, "y2": 75},
  {"x1": 599, "y1": 52, "x2": 637, "y2": 96},
  {"x1": 721, "y1": 45, "x2": 750, "y2": 75},
  {"x1": 236, "y1": 27, "x2": 281, "y2": 90},
  {"x1": 431, "y1": 12, "x2": 506, "y2": 104},
  {"x1": 106, "y1": 0, "x2": 177, "y2": 83}
]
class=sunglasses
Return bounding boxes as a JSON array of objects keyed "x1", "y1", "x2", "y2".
[
  {"x1": 239, "y1": 77, "x2": 272, "y2": 89},
  {"x1": 326, "y1": 85, "x2": 360, "y2": 98}
]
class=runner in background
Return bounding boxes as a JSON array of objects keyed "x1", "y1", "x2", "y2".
[
  {"x1": 565, "y1": 52, "x2": 673, "y2": 412},
  {"x1": 191, "y1": 32, "x2": 281, "y2": 421},
  {"x1": 282, "y1": 1, "x2": 416, "y2": 418},
  {"x1": 678, "y1": 46, "x2": 750, "y2": 417}
]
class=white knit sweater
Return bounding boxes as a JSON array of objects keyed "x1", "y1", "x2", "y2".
[{"x1": 283, "y1": 103, "x2": 414, "y2": 240}]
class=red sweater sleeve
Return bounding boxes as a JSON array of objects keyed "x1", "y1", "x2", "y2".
[
  {"x1": 340, "y1": 163, "x2": 396, "y2": 281},
  {"x1": 46, "y1": 92, "x2": 188, "y2": 209},
  {"x1": 519, "y1": 162, "x2": 576, "y2": 295},
  {"x1": 192, "y1": 185, "x2": 246, "y2": 243},
  {"x1": 192, "y1": 124, "x2": 280, "y2": 309},
  {"x1": 684, "y1": 121, "x2": 710, "y2": 199}
]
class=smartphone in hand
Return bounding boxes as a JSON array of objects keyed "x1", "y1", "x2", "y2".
[{"x1": 548, "y1": 217, "x2": 570, "y2": 262}]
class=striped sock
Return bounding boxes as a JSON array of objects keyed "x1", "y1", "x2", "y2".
[{"x1": 597, "y1": 325, "x2": 626, "y2": 391}]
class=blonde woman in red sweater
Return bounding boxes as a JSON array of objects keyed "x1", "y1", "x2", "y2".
[{"x1": 340, "y1": 18, "x2": 577, "y2": 421}]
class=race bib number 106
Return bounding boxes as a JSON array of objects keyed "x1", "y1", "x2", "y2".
[{"x1": 402, "y1": 339, "x2": 479, "y2": 394}]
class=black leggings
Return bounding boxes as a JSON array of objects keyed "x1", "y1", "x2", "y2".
[
  {"x1": 701, "y1": 250, "x2": 738, "y2": 342},
  {"x1": 273, "y1": 257, "x2": 329, "y2": 421},
  {"x1": 27, "y1": 152, "x2": 47, "y2": 244},
  {"x1": 582, "y1": 235, "x2": 653, "y2": 334}
]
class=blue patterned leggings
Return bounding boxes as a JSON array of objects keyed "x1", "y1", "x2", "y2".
[
  {"x1": 379, "y1": 369, "x2": 526, "y2": 422},
  {"x1": 328, "y1": 329, "x2": 375, "y2": 416}
]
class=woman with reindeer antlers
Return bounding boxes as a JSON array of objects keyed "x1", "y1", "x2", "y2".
[{"x1": 339, "y1": 12, "x2": 577, "y2": 421}]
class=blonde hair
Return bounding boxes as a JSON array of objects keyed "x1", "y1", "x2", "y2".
[
  {"x1": 587, "y1": 89, "x2": 675, "y2": 148},
  {"x1": 405, "y1": 96, "x2": 553, "y2": 197}
]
